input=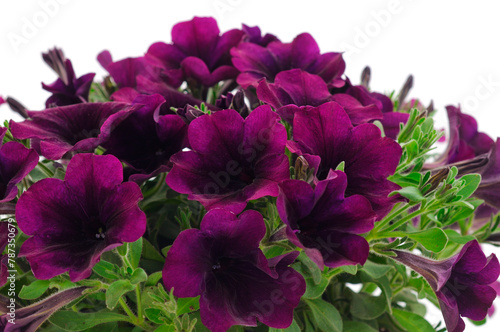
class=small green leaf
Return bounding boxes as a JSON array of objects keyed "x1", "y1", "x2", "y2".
[
  {"x1": 444, "y1": 229, "x2": 475, "y2": 244},
  {"x1": 142, "y1": 238, "x2": 166, "y2": 262},
  {"x1": 361, "y1": 261, "x2": 394, "y2": 279},
  {"x1": 49, "y1": 311, "x2": 130, "y2": 331},
  {"x1": 305, "y1": 298, "x2": 342, "y2": 332},
  {"x1": 93, "y1": 261, "x2": 120, "y2": 280},
  {"x1": 154, "y1": 325, "x2": 176, "y2": 332},
  {"x1": 105, "y1": 280, "x2": 135, "y2": 310},
  {"x1": 145, "y1": 308, "x2": 165, "y2": 324},
  {"x1": 128, "y1": 237, "x2": 143, "y2": 269},
  {"x1": 268, "y1": 319, "x2": 301, "y2": 332},
  {"x1": 342, "y1": 321, "x2": 378, "y2": 332},
  {"x1": 456, "y1": 174, "x2": 481, "y2": 199},
  {"x1": 335, "y1": 161, "x2": 345, "y2": 172},
  {"x1": 19, "y1": 279, "x2": 50, "y2": 300},
  {"x1": 177, "y1": 296, "x2": 200, "y2": 315},
  {"x1": 407, "y1": 228, "x2": 448, "y2": 253},
  {"x1": 392, "y1": 308, "x2": 435, "y2": 332},
  {"x1": 116, "y1": 243, "x2": 127, "y2": 256},
  {"x1": 350, "y1": 292, "x2": 387, "y2": 320},
  {"x1": 146, "y1": 271, "x2": 163, "y2": 287},
  {"x1": 130, "y1": 268, "x2": 148, "y2": 284},
  {"x1": 339, "y1": 265, "x2": 358, "y2": 275},
  {"x1": 392, "y1": 186, "x2": 424, "y2": 202}
]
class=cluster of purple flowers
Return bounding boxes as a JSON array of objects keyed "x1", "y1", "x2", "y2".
[{"x1": 0, "y1": 16, "x2": 499, "y2": 332}]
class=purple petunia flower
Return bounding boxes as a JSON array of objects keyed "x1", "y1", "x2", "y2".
[
  {"x1": 256, "y1": 69, "x2": 381, "y2": 125},
  {"x1": 288, "y1": 102, "x2": 402, "y2": 219},
  {"x1": 0, "y1": 127, "x2": 38, "y2": 202},
  {"x1": 473, "y1": 138, "x2": 500, "y2": 209},
  {"x1": 16, "y1": 153, "x2": 146, "y2": 282},
  {"x1": 241, "y1": 24, "x2": 279, "y2": 46},
  {"x1": 166, "y1": 105, "x2": 290, "y2": 213},
  {"x1": 0, "y1": 96, "x2": 5, "y2": 105},
  {"x1": 102, "y1": 94, "x2": 188, "y2": 183},
  {"x1": 277, "y1": 170, "x2": 376, "y2": 269},
  {"x1": 42, "y1": 48, "x2": 95, "y2": 108},
  {"x1": 146, "y1": 17, "x2": 244, "y2": 88},
  {"x1": 393, "y1": 240, "x2": 500, "y2": 332},
  {"x1": 9, "y1": 102, "x2": 137, "y2": 160},
  {"x1": 231, "y1": 32, "x2": 345, "y2": 89},
  {"x1": 163, "y1": 209, "x2": 305, "y2": 332}
]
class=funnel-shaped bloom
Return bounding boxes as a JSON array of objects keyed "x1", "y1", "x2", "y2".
[
  {"x1": 163, "y1": 209, "x2": 305, "y2": 332},
  {"x1": 16, "y1": 154, "x2": 146, "y2": 282},
  {"x1": 9, "y1": 103, "x2": 137, "y2": 160},
  {"x1": 0, "y1": 127, "x2": 38, "y2": 202},
  {"x1": 42, "y1": 48, "x2": 95, "y2": 108},
  {"x1": 393, "y1": 241, "x2": 500, "y2": 332},
  {"x1": 288, "y1": 102, "x2": 402, "y2": 218},
  {"x1": 277, "y1": 171, "x2": 376, "y2": 268},
  {"x1": 232, "y1": 33, "x2": 345, "y2": 89},
  {"x1": 167, "y1": 106, "x2": 290, "y2": 213}
]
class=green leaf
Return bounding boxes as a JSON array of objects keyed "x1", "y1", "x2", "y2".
[
  {"x1": 444, "y1": 229, "x2": 475, "y2": 244},
  {"x1": 142, "y1": 238, "x2": 165, "y2": 262},
  {"x1": 146, "y1": 271, "x2": 163, "y2": 287},
  {"x1": 339, "y1": 265, "x2": 358, "y2": 275},
  {"x1": 93, "y1": 261, "x2": 120, "y2": 280},
  {"x1": 343, "y1": 321, "x2": 378, "y2": 332},
  {"x1": 392, "y1": 308, "x2": 435, "y2": 332},
  {"x1": 407, "y1": 228, "x2": 448, "y2": 253},
  {"x1": 128, "y1": 237, "x2": 143, "y2": 269},
  {"x1": 335, "y1": 161, "x2": 345, "y2": 172},
  {"x1": 154, "y1": 325, "x2": 175, "y2": 332},
  {"x1": 49, "y1": 311, "x2": 130, "y2": 331},
  {"x1": 305, "y1": 298, "x2": 342, "y2": 332},
  {"x1": 293, "y1": 263, "x2": 329, "y2": 299},
  {"x1": 359, "y1": 273, "x2": 393, "y2": 314},
  {"x1": 350, "y1": 292, "x2": 387, "y2": 320},
  {"x1": 130, "y1": 268, "x2": 148, "y2": 284},
  {"x1": 19, "y1": 279, "x2": 50, "y2": 300},
  {"x1": 177, "y1": 296, "x2": 200, "y2": 315},
  {"x1": 392, "y1": 186, "x2": 424, "y2": 202},
  {"x1": 296, "y1": 252, "x2": 322, "y2": 284},
  {"x1": 105, "y1": 280, "x2": 135, "y2": 310},
  {"x1": 456, "y1": 174, "x2": 481, "y2": 199},
  {"x1": 269, "y1": 319, "x2": 301, "y2": 332},
  {"x1": 145, "y1": 308, "x2": 165, "y2": 324},
  {"x1": 361, "y1": 261, "x2": 394, "y2": 279}
]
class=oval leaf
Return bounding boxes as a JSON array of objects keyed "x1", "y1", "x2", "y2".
[
  {"x1": 49, "y1": 311, "x2": 130, "y2": 331},
  {"x1": 305, "y1": 298, "x2": 342, "y2": 332},
  {"x1": 392, "y1": 308, "x2": 435, "y2": 332},
  {"x1": 19, "y1": 279, "x2": 50, "y2": 300},
  {"x1": 407, "y1": 228, "x2": 448, "y2": 253},
  {"x1": 106, "y1": 280, "x2": 135, "y2": 310}
]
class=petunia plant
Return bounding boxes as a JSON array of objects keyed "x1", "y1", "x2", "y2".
[{"x1": 0, "y1": 16, "x2": 499, "y2": 332}]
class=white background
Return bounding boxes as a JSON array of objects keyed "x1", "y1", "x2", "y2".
[{"x1": 1, "y1": 0, "x2": 500, "y2": 330}]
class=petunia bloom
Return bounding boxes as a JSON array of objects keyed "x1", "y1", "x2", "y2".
[
  {"x1": 288, "y1": 102, "x2": 402, "y2": 218},
  {"x1": 9, "y1": 102, "x2": 137, "y2": 160},
  {"x1": 231, "y1": 32, "x2": 345, "y2": 89},
  {"x1": 16, "y1": 153, "x2": 146, "y2": 282},
  {"x1": 277, "y1": 170, "x2": 376, "y2": 268},
  {"x1": 146, "y1": 16, "x2": 244, "y2": 88},
  {"x1": 241, "y1": 24, "x2": 278, "y2": 46},
  {"x1": 393, "y1": 240, "x2": 500, "y2": 332},
  {"x1": 163, "y1": 209, "x2": 305, "y2": 332},
  {"x1": 0, "y1": 127, "x2": 38, "y2": 202},
  {"x1": 102, "y1": 94, "x2": 188, "y2": 183},
  {"x1": 472, "y1": 138, "x2": 500, "y2": 209},
  {"x1": 42, "y1": 48, "x2": 95, "y2": 108},
  {"x1": 256, "y1": 69, "x2": 381, "y2": 125},
  {"x1": 166, "y1": 105, "x2": 290, "y2": 213}
]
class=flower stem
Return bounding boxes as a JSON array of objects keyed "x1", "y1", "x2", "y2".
[
  {"x1": 119, "y1": 297, "x2": 137, "y2": 322},
  {"x1": 135, "y1": 285, "x2": 144, "y2": 325}
]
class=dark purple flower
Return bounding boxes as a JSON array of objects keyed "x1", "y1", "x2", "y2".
[
  {"x1": 146, "y1": 17, "x2": 244, "y2": 87},
  {"x1": 431, "y1": 105, "x2": 494, "y2": 166},
  {"x1": 241, "y1": 24, "x2": 279, "y2": 46},
  {"x1": 277, "y1": 170, "x2": 376, "y2": 268},
  {"x1": 42, "y1": 48, "x2": 95, "y2": 108},
  {"x1": 0, "y1": 127, "x2": 38, "y2": 202},
  {"x1": 9, "y1": 102, "x2": 137, "y2": 160},
  {"x1": 288, "y1": 102, "x2": 402, "y2": 219},
  {"x1": 0, "y1": 286, "x2": 88, "y2": 332},
  {"x1": 256, "y1": 69, "x2": 381, "y2": 125},
  {"x1": 163, "y1": 209, "x2": 305, "y2": 332},
  {"x1": 166, "y1": 106, "x2": 289, "y2": 213},
  {"x1": 102, "y1": 94, "x2": 188, "y2": 183},
  {"x1": 0, "y1": 96, "x2": 5, "y2": 105},
  {"x1": 393, "y1": 241, "x2": 500, "y2": 332},
  {"x1": 231, "y1": 33, "x2": 345, "y2": 89},
  {"x1": 473, "y1": 139, "x2": 500, "y2": 209},
  {"x1": 16, "y1": 153, "x2": 146, "y2": 282},
  {"x1": 214, "y1": 90, "x2": 250, "y2": 118}
]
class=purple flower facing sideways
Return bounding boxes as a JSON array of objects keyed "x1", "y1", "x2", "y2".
[
  {"x1": 16, "y1": 153, "x2": 146, "y2": 282},
  {"x1": 0, "y1": 127, "x2": 38, "y2": 203},
  {"x1": 241, "y1": 24, "x2": 279, "y2": 46},
  {"x1": 231, "y1": 32, "x2": 345, "y2": 89},
  {"x1": 9, "y1": 102, "x2": 137, "y2": 160},
  {"x1": 473, "y1": 139, "x2": 500, "y2": 209},
  {"x1": 256, "y1": 69, "x2": 381, "y2": 125},
  {"x1": 42, "y1": 48, "x2": 95, "y2": 108},
  {"x1": 146, "y1": 16, "x2": 244, "y2": 87},
  {"x1": 277, "y1": 170, "x2": 376, "y2": 269},
  {"x1": 166, "y1": 105, "x2": 290, "y2": 213},
  {"x1": 393, "y1": 240, "x2": 500, "y2": 332},
  {"x1": 288, "y1": 102, "x2": 402, "y2": 219},
  {"x1": 102, "y1": 94, "x2": 188, "y2": 183},
  {"x1": 163, "y1": 209, "x2": 305, "y2": 332}
]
